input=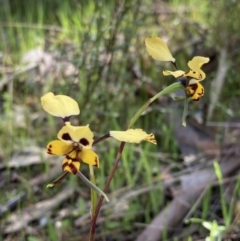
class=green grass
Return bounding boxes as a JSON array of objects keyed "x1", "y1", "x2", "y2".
[{"x1": 1, "y1": 0, "x2": 240, "y2": 240}]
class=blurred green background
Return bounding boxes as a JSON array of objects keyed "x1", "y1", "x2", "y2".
[{"x1": 1, "y1": 0, "x2": 240, "y2": 240}]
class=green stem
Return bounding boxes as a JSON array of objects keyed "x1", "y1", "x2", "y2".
[
  {"x1": 128, "y1": 82, "x2": 182, "y2": 128},
  {"x1": 77, "y1": 171, "x2": 109, "y2": 202}
]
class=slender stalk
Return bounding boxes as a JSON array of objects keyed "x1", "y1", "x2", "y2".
[
  {"x1": 89, "y1": 165, "x2": 97, "y2": 217},
  {"x1": 93, "y1": 133, "x2": 110, "y2": 145},
  {"x1": 128, "y1": 82, "x2": 182, "y2": 128},
  {"x1": 89, "y1": 142, "x2": 125, "y2": 241},
  {"x1": 171, "y1": 61, "x2": 178, "y2": 70},
  {"x1": 46, "y1": 171, "x2": 69, "y2": 187},
  {"x1": 77, "y1": 171, "x2": 109, "y2": 202}
]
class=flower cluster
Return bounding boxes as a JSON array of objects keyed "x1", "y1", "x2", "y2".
[
  {"x1": 41, "y1": 92, "x2": 156, "y2": 190},
  {"x1": 40, "y1": 36, "x2": 211, "y2": 238},
  {"x1": 47, "y1": 123, "x2": 99, "y2": 174},
  {"x1": 145, "y1": 37, "x2": 210, "y2": 101}
]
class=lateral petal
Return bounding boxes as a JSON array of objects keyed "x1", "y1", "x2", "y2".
[
  {"x1": 47, "y1": 140, "x2": 73, "y2": 155},
  {"x1": 163, "y1": 70, "x2": 185, "y2": 78},
  {"x1": 110, "y1": 129, "x2": 157, "y2": 144},
  {"x1": 79, "y1": 149, "x2": 99, "y2": 167}
]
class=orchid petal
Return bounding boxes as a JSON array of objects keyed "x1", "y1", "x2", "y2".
[
  {"x1": 163, "y1": 70, "x2": 185, "y2": 78},
  {"x1": 79, "y1": 149, "x2": 99, "y2": 167},
  {"x1": 187, "y1": 56, "x2": 210, "y2": 80},
  {"x1": 57, "y1": 122, "x2": 94, "y2": 148},
  {"x1": 41, "y1": 92, "x2": 80, "y2": 118},
  {"x1": 47, "y1": 140, "x2": 73, "y2": 155},
  {"x1": 62, "y1": 157, "x2": 80, "y2": 174},
  {"x1": 145, "y1": 37, "x2": 175, "y2": 62},
  {"x1": 186, "y1": 80, "x2": 204, "y2": 101},
  {"x1": 110, "y1": 129, "x2": 156, "y2": 144}
]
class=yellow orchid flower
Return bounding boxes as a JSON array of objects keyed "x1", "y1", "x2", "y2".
[
  {"x1": 144, "y1": 37, "x2": 209, "y2": 101},
  {"x1": 47, "y1": 122, "x2": 99, "y2": 175},
  {"x1": 110, "y1": 129, "x2": 157, "y2": 145},
  {"x1": 145, "y1": 37, "x2": 175, "y2": 62},
  {"x1": 163, "y1": 56, "x2": 210, "y2": 101},
  {"x1": 41, "y1": 92, "x2": 80, "y2": 120},
  {"x1": 45, "y1": 122, "x2": 109, "y2": 201}
]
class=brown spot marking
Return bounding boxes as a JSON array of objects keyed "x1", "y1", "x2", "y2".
[
  {"x1": 186, "y1": 87, "x2": 194, "y2": 96},
  {"x1": 66, "y1": 154, "x2": 79, "y2": 162},
  {"x1": 69, "y1": 162, "x2": 77, "y2": 174},
  {"x1": 62, "y1": 133, "x2": 72, "y2": 141},
  {"x1": 94, "y1": 157, "x2": 99, "y2": 167},
  {"x1": 148, "y1": 133, "x2": 157, "y2": 144},
  {"x1": 47, "y1": 145, "x2": 52, "y2": 154},
  {"x1": 144, "y1": 133, "x2": 157, "y2": 144},
  {"x1": 79, "y1": 138, "x2": 89, "y2": 146},
  {"x1": 198, "y1": 88, "x2": 204, "y2": 95},
  {"x1": 187, "y1": 90, "x2": 194, "y2": 97},
  {"x1": 62, "y1": 162, "x2": 68, "y2": 171},
  {"x1": 189, "y1": 83, "x2": 198, "y2": 92}
]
